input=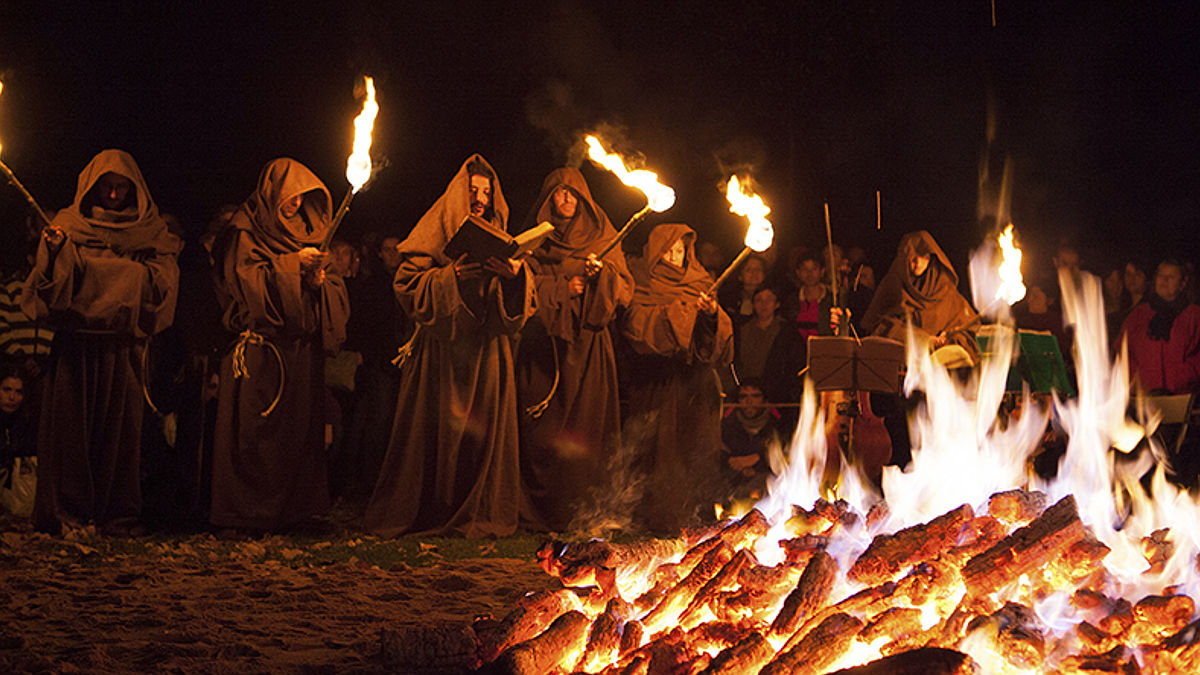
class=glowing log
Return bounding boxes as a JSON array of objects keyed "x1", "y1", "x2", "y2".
[
  {"x1": 479, "y1": 589, "x2": 579, "y2": 663},
  {"x1": 641, "y1": 542, "x2": 733, "y2": 635},
  {"x1": 493, "y1": 610, "x2": 590, "y2": 675},
  {"x1": 848, "y1": 504, "x2": 974, "y2": 586},
  {"x1": 961, "y1": 495, "x2": 1086, "y2": 596},
  {"x1": 770, "y1": 550, "x2": 837, "y2": 638},
  {"x1": 825, "y1": 647, "x2": 977, "y2": 675},
  {"x1": 698, "y1": 633, "x2": 775, "y2": 675},
  {"x1": 761, "y1": 613, "x2": 864, "y2": 675},
  {"x1": 679, "y1": 548, "x2": 756, "y2": 628}
]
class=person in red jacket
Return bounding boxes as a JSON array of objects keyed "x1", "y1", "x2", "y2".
[{"x1": 1119, "y1": 259, "x2": 1200, "y2": 394}]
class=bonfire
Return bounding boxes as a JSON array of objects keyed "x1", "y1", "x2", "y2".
[{"x1": 472, "y1": 232, "x2": 1198, "y2": 675}]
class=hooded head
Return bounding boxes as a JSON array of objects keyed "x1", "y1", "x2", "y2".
[
  {"x1": 527, "y1": 167, "x2": 618, "y2": 262},
  {"x1": 53, "y1": 149, "x2": 177, "y2": 254},
  {"x1": 235, "y1": 158, "x2": 332, "y2": 252},
  {"x1": 630, "y1": 223, "x2": 712, "y2": 304},
  {"x1": 397, "y1": 154, "x2": 510, "y2": 263}
]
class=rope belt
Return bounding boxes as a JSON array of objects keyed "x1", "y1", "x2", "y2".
[
  {"x1": 391, "y1": 326, "x2": 422, "y2": 369},
  {"x1": 231, "y1": 329, "x2": 286, "y2": 418},
  {"x1": 525, "y1": 337, "x2": 560, "y2": 419},
  {"x1": 140, "y1": 338, "x2": 162, "y2": 418}
]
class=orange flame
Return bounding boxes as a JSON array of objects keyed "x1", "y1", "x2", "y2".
[
  {"x1": 584, "y1": 135, "x2": 675, "y2": 212},
  {"x1": 724, "y1": 175, "x2": 774, "y2": 252},
  {"x1": 345, "y1": 76, "x2": 378, "y2": 193},
  {"x1": 996, "y1": 223, "x2": 1025, "y2": 305}
]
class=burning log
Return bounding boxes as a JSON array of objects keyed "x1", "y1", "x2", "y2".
[
  {"x1": 761, "y1": 612, "x2": 864, "y2": 675},
  {"x1": 988, "y1": 488, "x2": 1048, "y2": 525},
  {"x1": 479, "y1": 589, "x2": 579, "y2": 662},
  {"x1": 1143, "y1": 528, "x2": 1175, "y2": 575},
  {"x1": 619, "y1": 620, "x2": 644, "y2": 656},
  {"x1": 1130, "y1": 594, "x2": 1196, "y2": 643},
  {"x1": 698, "y1": 633, "x2": 775, "y2": 674},
  {"x1": 789, "y1": 499, "x2": 856, "y2": 535},
  {"x1": 860, "y1": 607, "x2": 924, "y2": 656},
  {"x1": 941, "y1": 516, "x2": 1006, "y2": 567},
  {"x1": 849, "y1": 504, "x2": 974, "y2": 586},
  {"x1": 1077, "y1": 621, "x2": 1121, "y2": 654},
  {"x1": 961, "y1": 495, "x2": 1086, "y2": 596},
  {"x1": 770, "y1": 551, "x2": 837, "y2": 638},
  {"x1": 780, "y1": 534, "x2": 829, "y2": 565},
  {"x1": 641, "y1": 543, "x2": 734, "y2": 634},
  {"x1": 965, "y1": 602, "x2": 1047, "y2": 669},
  {"x1": 491, "y1": 610, "x2": 590, "y2": 675},
  {"x1": 679, "y1": 548, "x2": 756, "y2": 628},
  {"x1": 1058, "y1": 645, "x2": 1140, "y2": 674},
  {"x1": 537, "y1": 538, "x2": 690, "y2": 586},
  {"x1": 825, "y1": 647, "x2": 977, "y2": 675},
  {"x1": 781, "y1": 581, "x2": 897, "y2": 653},
  {"x1": 576, "y1": 597, "x2": 633, "y2": 672},
  {"x1": 1097, "y1": 598, "x2": 1136, "y2": 636},
  {"x1": 1046, "y1": 533, "x2": 1112, "y2": 589},
  {"x1": 738, "y1": 562, "x2": 804, "y2": 591}
]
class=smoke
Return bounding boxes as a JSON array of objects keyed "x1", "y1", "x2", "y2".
[{"x1": 566, "y1": 412, "x2": 653, "y2": 538}]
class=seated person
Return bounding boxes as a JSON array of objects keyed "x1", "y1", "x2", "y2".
[
  {"x1": 1120, "y1": 259, "x2": 1200, "y2": 395},
  {"x1": 720, "y1": 379, "x2": 783, "y2": 501}
]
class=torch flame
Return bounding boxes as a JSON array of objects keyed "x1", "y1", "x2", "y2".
[
  {"x1": 724, "y1": 175, "x2": 774, "y2": 253},
  {"x1": 345, "y1": 76, "x2": 378, "y2": 193},
  {"x1": 584, "y1": 135, "x2": 675, "y2": 212},
  {"x1": 996, "y1": 223, "x2": 1025, "y2": 305}
]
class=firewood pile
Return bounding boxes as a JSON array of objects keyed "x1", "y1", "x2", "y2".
[{"x1": 468, "y1": 489, "x2": 1200, "y2": 674}]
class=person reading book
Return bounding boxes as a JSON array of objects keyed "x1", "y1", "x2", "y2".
[{"x1": 365, "y1": 154, "x2": 537, "y2": 538}]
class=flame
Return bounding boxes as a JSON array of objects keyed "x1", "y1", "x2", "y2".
[
  {"x1": 345, "y1": 76, "x2": 378, "y2": 193},
  {"x1": 724, "y1": 175, "x2": 774, "y2": 252},
  {"x1": 997, "y1": 224, "x2": 1026, "y2": 305},
  {"x1": 584, "y1": 135, "x2": 675, "y2": 212}
]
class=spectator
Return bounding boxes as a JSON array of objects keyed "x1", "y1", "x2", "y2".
[
  {"x1": 717, "y1": 253, "x2": 768, "y2": 327},
  {"x1": 734, "y1": 286, "x2": 802, "y2": 407},
  {"x1": 1119, "y1": 259, "x2": 1200, "y2": 394},
  {"x1": 720, "y1": 379, "x2": 783, "y2": 501}
]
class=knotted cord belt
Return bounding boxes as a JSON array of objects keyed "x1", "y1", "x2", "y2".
[
  {"x1": 231, "y1": 329, "x2": 286, "y2": 418},
  {"x1": 390, "y1": 326, "x2": 421, "y2": 369},
  {"x1": 140, "y1": 337, "x2": 163, "y2": 418},
  {"x1": 525, "y1": 337, "x2": 559, "y2": 419}
]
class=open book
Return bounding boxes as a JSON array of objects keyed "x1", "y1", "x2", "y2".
[{"x1": 443, "y1": 216, "x2": 555, "y2": 262}]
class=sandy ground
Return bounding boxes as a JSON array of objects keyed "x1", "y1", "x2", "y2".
[{"x1": 0, "y1": 512, "x2": 561, "y2": 674}]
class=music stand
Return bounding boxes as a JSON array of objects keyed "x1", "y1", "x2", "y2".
[{"x1": 806, "y1": 336, "x2": 906, "y2": 394}]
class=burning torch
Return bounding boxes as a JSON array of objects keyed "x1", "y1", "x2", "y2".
[
  {"x1": 322, "y1": 75, "x2": 378, "y2": 250},
  {"x1": 707, "y1": 175, "x2": 774, "y2": 295},
  {"x1": 0, "y1": 81, "x2": 53, "y2": 227},
  {"x1": 584, "y1": 134, "x2": 675, "y2": 258}
]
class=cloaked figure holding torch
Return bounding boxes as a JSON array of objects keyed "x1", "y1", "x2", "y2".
[{"x1": 620, "y1": 223, "x2": 734, "y2": 534}]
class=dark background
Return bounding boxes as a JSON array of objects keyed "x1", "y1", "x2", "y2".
[{"x1": 1, "y1": 1, "x2": 1196, "y2": 278}]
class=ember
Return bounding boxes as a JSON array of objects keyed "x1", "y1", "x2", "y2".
[{"x1": 476, "y1": 249, "x2": 1200, "y2": 674}]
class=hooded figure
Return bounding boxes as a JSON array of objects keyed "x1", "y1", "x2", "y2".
[
  {"x1": 209, "y1": 158, "x2": 349, "y2": 533},
  {"x1": 861, "y1": 230, "x2": 980, "y2": 362},
  {"x1": 516, "y1": 167, "x2": 633, "y2": 531},
  {"x1": 365, "y1": 154, "x2": 536, "y2": 538},
  {"x1": 621, "y1": 223, "x2": 733, "y2": 533},
  {"x1": 21, "y1": 149, "x2": 181, "y2": 534}
]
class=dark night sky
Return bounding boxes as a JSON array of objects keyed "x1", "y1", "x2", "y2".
[{"x1": 1, "y1": 1, "x2": 1197, "y2": 277}]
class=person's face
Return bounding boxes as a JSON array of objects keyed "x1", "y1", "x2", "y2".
[
  {"x1": 663, "y1": 238, "x2": 686, "y2": 267},
  {"x1": 469, "y1": 174, "x2": 492, "y2": 217},
  {"x1": 380, "y1": 237, "x2": 402, "y2": 270},
  {"x1": 797, "y1": 259, "x2": 823, "y2": 287},
  {"x1": 909, "y1": 254, "x2": 931, "y2": 278},
  {"x1": 699, "y1": 242, "x2": 721, "y2": 269},
  {"x1": 0, "y1": 377, "x2": 24, "y2": 414},
  {"x1": 752, "y1": 289, "x2": 778, "y2": 321},
  {"x1": 281, "y1": 194, "x2": 304, "y2": 219},
  {"x1": 551, "y1": 187, "x2": 578, "y2": 220},
  {"x1": 96, "y1": 173, "x2": 134, "y2": 210},
  {"x1": 1124, "y1": 263, "x2": 1147, "y2": 295},
  {"x1": 736, "y1": 386, "x2": 766, "y2": 419},
  {"x1": 331, "y1": 247, "x2": 355, "y2": 276},
  {"x1": 1054, "y1": 249, "x2": 1080, "y2": 274},
  {"x1": 739, "y1": 259, "x2": 765, "y2": 289},
  {"x1": 1155, "y1": 263, "x2": 1185, "y2": 302}
]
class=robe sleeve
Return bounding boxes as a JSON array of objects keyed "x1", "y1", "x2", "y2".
[
  {"x1": 393, "y1": 252, "x2": 463, "y2": 326},
  {"x1": 623, "y1": 298, "x2": 697, "y2": 359},
  {"x1": 581, "y1": 259, "x2": 633, "y2": 329},
  {"x1": 692, "y1": 306, "x2": 734, "y2": 366},
  {"x1": 226, "y1": 229, "x2": 307, "y2": 336},
  {"x1": 22, "y1": 236, "x2": 179, "y2": 337},
  {"x1": 319, "y1": 271, "x2": 350, "y2": 353}
]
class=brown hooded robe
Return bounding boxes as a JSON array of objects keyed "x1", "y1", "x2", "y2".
[
  {"x1": 365, "y1": 155, "x2": 536, "y2": 538},
  {"x1": 621, "y1": 224, "x2": 733, "y2": 533},
  {"x1": 861, "y1": 230, "x2": 981, "y2": 360},
  {"x1": 21, "y1": 149, "x2": 181, "y2": 533},
  {"x1": 209, "y1": 158, "x2": 349, "y2": 531},
  {"x1": 516, "y1": 167, "x2": 633, "y2": 531}
]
